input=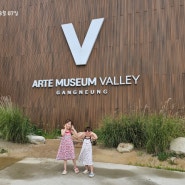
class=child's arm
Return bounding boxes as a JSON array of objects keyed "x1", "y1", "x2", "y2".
[
  {"x1": 61, "y1": 129, "x2": 66, "y2": 136},
  {"x1": 71, "y1": 125, "x2": 78, "y2": 137},
  {"x1": 90, "y1": 132, "x2": 98, "y2": 140},
  {"x1": 77, "y1": 132, "x2": 85, "y2": 139}
]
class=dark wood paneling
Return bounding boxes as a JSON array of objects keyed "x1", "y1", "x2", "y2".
[{"x1": 0, "y1": 0, "x2": 185, "y2": 131}]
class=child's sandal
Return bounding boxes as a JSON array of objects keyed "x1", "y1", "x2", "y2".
[
  {"x1": 74, "y1": 167, "x2": 79, "y2": 174},
  {"x1": 62, "y1": 170, "x2": 67, "y2": 175}
]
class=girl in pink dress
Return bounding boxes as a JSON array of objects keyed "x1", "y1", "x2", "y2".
[{"x1": 56, "y1": 119, "x2": 79, "y2": 175}]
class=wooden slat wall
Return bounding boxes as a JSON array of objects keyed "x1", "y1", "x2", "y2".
[{"x1": 0, "y1": 0, "x2": 185, "y2": 131}]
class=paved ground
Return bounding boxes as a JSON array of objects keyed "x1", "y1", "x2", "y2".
[{"x1": 0, "y1": 158, "x2": 185, "y2": 185}]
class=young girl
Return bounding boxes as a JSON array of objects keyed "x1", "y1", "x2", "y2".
[
  {"x1": 78, "y1": 126, "x2": 98, "y2": 177},
  {"x1": 56, "y1": 119, "x2": 79, "y2": 175}
]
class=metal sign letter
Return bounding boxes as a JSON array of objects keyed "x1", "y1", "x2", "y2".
[{"x1": 61, "y1": 18, "x2": 104, "y2": 66}]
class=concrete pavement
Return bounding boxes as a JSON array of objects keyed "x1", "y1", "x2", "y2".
[{"x1": 0, "y1": 158, "x2": 185, "y2": 185}]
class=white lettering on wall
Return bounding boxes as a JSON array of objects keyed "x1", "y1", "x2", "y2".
[
  {"x1": 55, "y1": 77, "x2": 97, "y2": 87},
  {"x1": 56, "y1": 89, "x2": 108, "y2": 95},
  {"x1": 32, "y1": 75, "x2": 140, "y2": 88},
  {"x1": 32, "y1": 79, "x2": 53, "y2": 88},
  {"x1": 32, "y1": 75, "x2": 140, "y2": 96},
  {"x1": 61, "y1": 18, "x2": 104, "y2": 65},
  {"x1": 99, "y1": 75, "x2": 140, "y2": 86},
  {"x1": 132, "y1": 75, "x2": 140, "y2": 84}
]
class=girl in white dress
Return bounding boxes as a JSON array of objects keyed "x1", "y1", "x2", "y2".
[{"x1": 78, "y1": 126, "x2": 98, "y2": 177}]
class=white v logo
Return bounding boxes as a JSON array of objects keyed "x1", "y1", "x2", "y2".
[{"x1": 61, "y1": 18, "x2": 104, "y2": 66}]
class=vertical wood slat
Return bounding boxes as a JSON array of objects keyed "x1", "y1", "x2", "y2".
[{"x1": 0, "y1": 0, "x2": 185, "y2": 131}]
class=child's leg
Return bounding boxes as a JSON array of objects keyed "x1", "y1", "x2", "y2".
[
  {"x1": 72, "y1": 159, "x2": 77, "y2": 169},
  {"x1": 72, "y1": 159, "x2": 79, "y2": 173},
  {"x1": 85, "y1": 165, "x2": 88, "y2": 171},
  {"x1": 89, "y1": 165, "x2": 94, "y2": 173},
  {"x1": 63, "y1": 160, "x2": 67, "y2": 171},
  {"x1": 89, "y1": 165, "x2": 95, "y2": 177},
  {"x1": 62, "y1": 160, "x2": 68, "y2": 175},
  {"x1": 82, "y1": 165, "x2": 89, "y2": 174}
]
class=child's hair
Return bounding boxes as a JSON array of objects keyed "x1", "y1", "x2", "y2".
[
  {"x1": 84, "y1": 126, "x2": 92, "y2": 132},
  {"x1": 65, "y1": 119, "x2": 74, "y2": 126}
]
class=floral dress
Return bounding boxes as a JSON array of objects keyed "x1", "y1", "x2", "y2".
[
  {"x1": 78, "y1": 136, "x2": 93, "y2": 165},
  {"x1": 56, "y1": 130, "x2": 75, "y2": 160}
]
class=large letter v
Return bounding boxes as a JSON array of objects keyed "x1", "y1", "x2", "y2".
[{"x1": 61, "y1": 18, "x2": 104, "y2": 66}]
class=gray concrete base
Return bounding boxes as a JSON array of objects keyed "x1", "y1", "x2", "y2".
[{"x1": 0, "y1": 158, "x2": 185, "y2": 185}]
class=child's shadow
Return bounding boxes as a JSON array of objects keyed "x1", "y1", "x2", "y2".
[{"x1": 93, "y1": 167, "x2": 135, "y2": 178}]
